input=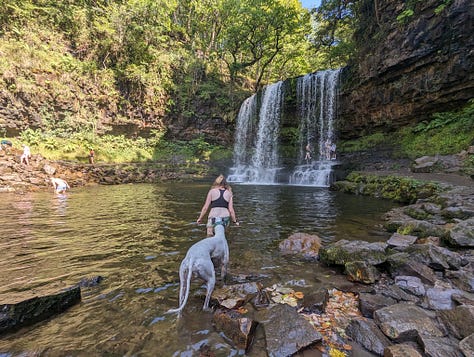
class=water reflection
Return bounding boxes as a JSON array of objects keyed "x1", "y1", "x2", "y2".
[{"x1": 0, "y1": 183, "x2": 397, "y2": 355}]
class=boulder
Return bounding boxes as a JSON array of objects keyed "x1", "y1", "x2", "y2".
[
  {"x1": 212, "y1": 308, "x2": 257, "y2": 351},
  {"x1": 424, "y1": 285, "x2": 463, "y2": 310},
  {"x1": 442, "y1": 206, "x2": 473, "y2": 220},
  {"x1": 438, "y1": 305, "x2": 474, "y2": 340},
  {"x1": 445, "y1": 266, "x2": 474, "y2": 293},
  {"x1": 346, "y1": 318, "x2": 392, "y2": 356},
  {"x1": 359, "y1": 293, "x2": 397, "y2": 318},
  {"x1": 417, "y1": 334, "x2": 462, "y2": 357},
  {"x1": 446, "y1": 217, "x2": 474, "y2": 248},
  {"x1": 386, "y1": 252, "x2": 438, "y2": 285},
  {"x1": 404, "y1": 244, "x2": 463, "y2": 271},
  {"x1": 42, "y1": 163, "x2": 56, "y2": 175},
  {"x1": 261, "y1": 304, "x2": 321, "y2": 357},
  {"x1": 387, "y1": 233, "x2": 418, "y2": 248},
  {"x1": 345, "y1": 260, "x2": 381, "y2": 284},
  {"x1": 212, "y1": 282, "x2": 259, "y2": 310},
  {"x1": 319, "y1": 239, "x2": 387, "y2": 266},
  {"x1": 460, "y1": 334, "x2": 474, "y2": 357},
  {"x1": 396, "y1": 220, "x2": 448, "y2": 239},
  {"x1": 374, "y1": 303, "x2": 444, "y2": 342},
  {"x1": 412, "y1": 156, "x2": 438, "y2": 173},
  {"x1": 374, "y1": 283, "x2": 420, "y2": 304},
  {"x1": 394, "y1": 276, "x2": 426, "y2": 297},
  {"x1": 300, "y1": 289, "x2": 329, "y2": 314},
  {"x1": 279, "y1": 232, "x2": 321, "y2": 259}
]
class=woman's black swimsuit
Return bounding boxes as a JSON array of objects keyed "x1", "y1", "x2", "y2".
[{"x1": 210, "y1": 189, "x2": 229, "y2": 209}]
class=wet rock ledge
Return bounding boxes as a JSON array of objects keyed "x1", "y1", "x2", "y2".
[
  {"x1": 201, "y1": 173, "x2": 473, "y2": 356},
  {"x1": 324, "y1": 172, "x2": 474, "y2": 356},
  {"x1": 0, "y1": 151, "x2": 205, "y2": 193}
]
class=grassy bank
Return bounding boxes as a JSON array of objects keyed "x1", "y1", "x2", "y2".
[
  {"x1": 338, "y1": 101, "x2": 474, "y2": 172},
  {"x1": 1, "y1": 128, "x2": 232, "y2": 174}
]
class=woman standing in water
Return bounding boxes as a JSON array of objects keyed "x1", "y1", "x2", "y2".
[{"x1": 197, "y1": 174, "x2": 239, "y2": 236}]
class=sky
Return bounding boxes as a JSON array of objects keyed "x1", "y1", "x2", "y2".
[{"x1": 300, "y1": 0, "x2": 321, "y2": 9}]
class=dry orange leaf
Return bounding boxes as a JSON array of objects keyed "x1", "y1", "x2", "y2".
[{"x1": 294, "y1": 291, "x2": 304, "y2": 299}]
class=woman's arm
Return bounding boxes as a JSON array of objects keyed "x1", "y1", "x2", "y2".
[
  {"x1": 197, "y1": 190, "x2": 213, "y2": 223},
  {"x1": 228, "y1": 194, "x2": 238, "y2": 225}
]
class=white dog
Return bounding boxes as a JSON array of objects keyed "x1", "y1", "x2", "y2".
[{"x1": 167, "y1": 221, "x2": 229, "y2": 315}]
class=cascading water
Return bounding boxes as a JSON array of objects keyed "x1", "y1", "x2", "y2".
[
  {"x1": 289, "y1": 69, "x2": 341, "y2": 187},
  {"x1": 228, "y1": 81, "x2": 283, "y2": 184},
  {"x1": 227, "y1": 94, "x2": 257, "y2": 182},
  {"x1": 228, "y1": 69, "x2": 340, "y2": 186}
]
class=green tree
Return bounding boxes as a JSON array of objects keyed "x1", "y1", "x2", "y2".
[
  {"x1": 217, "y1": 0, "x2": 309, "y2": 90},
  {"x1": 308, "y1": 0, "x2": 356, "y2": 68}
]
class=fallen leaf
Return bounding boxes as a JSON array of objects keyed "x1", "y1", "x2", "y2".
[{"x1": 294, "y1": 291, "x2": 304, "y2": 299}]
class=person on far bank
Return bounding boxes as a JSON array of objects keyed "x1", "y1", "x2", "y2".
[
  {"x1": 51, "y1": 177, "x2": 70, "y2": 194},
  {"x1": 20, "y1": 144, "x2": 31, "y2": 165},
  {"x1": 89, "y1": 147, "x2": 95, "y2": 164},
  {"x1": 197, "y1": 174, "x2": 239, "y2": 236}
]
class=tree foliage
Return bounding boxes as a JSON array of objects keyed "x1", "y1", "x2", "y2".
[
  {"x1": 0, "y1": 0, "x2": 356, "y2": 133},
  {"x1": 308, "y1": 0, "x2": 357, "y2": 68}
]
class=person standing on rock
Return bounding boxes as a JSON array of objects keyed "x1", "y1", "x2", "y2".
[
  {"x1": 88, "y1": 147, "x2": 95, "y2": 164},
  {"x1": 51, "y1": 177, "x2": 70, "y2": 194},
  {"x1": 20, "y1": 144, "x2": 31, "y2": 165},
  {"x1": 197, "y1": 174, "x2": 239, "y2": 236},
  {"x1": 304, "y1": 144, "x2": 312, "y2": 163}
]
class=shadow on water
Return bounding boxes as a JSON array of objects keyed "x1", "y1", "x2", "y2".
[{"x1": 0, "y1": 182, "x2": 397, "y2": 355}]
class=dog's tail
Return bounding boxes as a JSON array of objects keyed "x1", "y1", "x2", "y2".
[{"x1": 166, "y1": 259, "x2": 193, "y2": 315}]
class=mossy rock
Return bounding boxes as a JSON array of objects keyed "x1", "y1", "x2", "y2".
[
  {"x1": 396, "y1": 220, "x2": 448, "y2": 238},
  {"x1": 403, "y1": 206, "x2": 432, "y2": 220},
  {"x1": 334, "y1": 172, "x2": 442, "y2": 204},
  {"x1": 330, "y1": 180, "x2": 357, "y2": 193},
  {"x1": 320, "y1": 239, "x2": 387, "y2": 266}
]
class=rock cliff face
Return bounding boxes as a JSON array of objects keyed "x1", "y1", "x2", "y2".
[{"x1": 337, "y1": 0, "x2": 474, "y2": 139}]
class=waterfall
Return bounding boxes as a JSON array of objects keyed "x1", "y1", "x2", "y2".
[
  {"x1": 232, "y1": 94, "x2": 257, "y2": 169},
  {"x1": 289, "y1": 69, "x2": 341, "y2": 187},
  {"x1": 228, "y1": 69, "x2": 340, "y2": 186},
  {"x1": 228, "y1": 81, "x2": 283, "y2": 184}
]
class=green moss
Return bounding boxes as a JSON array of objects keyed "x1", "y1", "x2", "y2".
[
  {"x1": 339, "y1": 172, "x2": 442, "y2": 204},
  {"x1": 338, "y1": 132, "x2": 389, "y2": 153},
  {"x1": 403, "y1": 206, "x2": 432, "y2": 220}
]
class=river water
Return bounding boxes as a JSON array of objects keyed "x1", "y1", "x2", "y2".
[{"x1": 0, "y1": 182, "x2": 396, "y2": 356}]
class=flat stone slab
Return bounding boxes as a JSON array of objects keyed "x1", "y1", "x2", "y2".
[
  {"x1": 374, "y1": 303, "x2": 444, "y2": 342},
  {"x1": 387, "y1": 233, "x2": 418, "y2": 247},
  {"x1": 262, "y1": 303, "x2": 321, "y2": 357},
  {"x1": 418, "y1": 334, "x2": 462, "y2": 357},
  {"x1": 395, "y1": 276, "x2": 426, "y2": 297},
  {"x1": 345, "y1": 318, "x2": 392, "y2": 355},
  {"x1": 359, "y1": 292, "x2": 397, "y2": 318}
]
